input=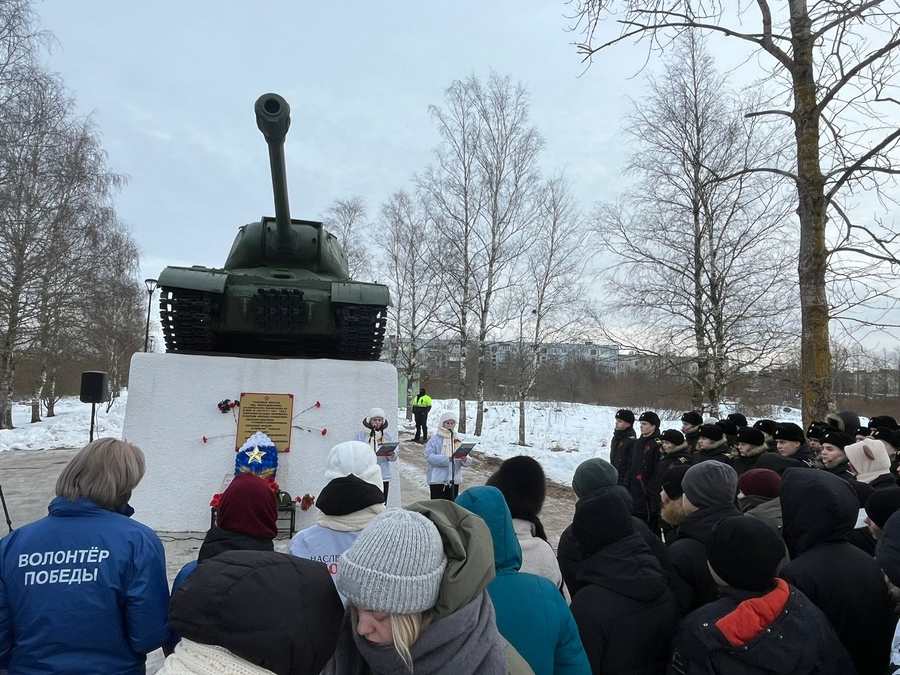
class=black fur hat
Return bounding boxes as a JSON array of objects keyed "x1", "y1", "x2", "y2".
[
  {"x1": 727, "y1": 413, "x2": 748, "y2": 428},
  {"x1": 870, "y1": 415, "x2": 899, "y2": 431},
  {"x1": 681, "y1": 411, "x2": 703, "y2": 426},
  {"x1": 486, "y1": 455, "x2": 548, "y2": 541}
]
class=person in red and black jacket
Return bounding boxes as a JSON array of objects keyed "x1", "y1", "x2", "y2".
[
  {"x1": 669, "y1": 516, "x2": 855, "y2": 675},
  {"x1": 629, "y1": 411, "x2": 663, "y2": 523}
]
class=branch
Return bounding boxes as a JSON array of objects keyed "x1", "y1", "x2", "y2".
[
  {"x1": 815, "y1": 32, "x2": 900, "y2": 115},
  {"x1": 745, "y1": 109, "x2": 794, "y2": 119},
  {"x1": 826, "y1": 128, "x2": 900, "y2": 200}
]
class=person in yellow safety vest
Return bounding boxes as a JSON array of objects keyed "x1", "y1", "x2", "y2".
[{"x1": 412, "y1": 388, "x2": 433, "y2": 443}]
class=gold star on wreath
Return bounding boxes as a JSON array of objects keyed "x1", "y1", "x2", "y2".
[{"x1": 245, "y1": 446, "x2": 266, "y2": 464}]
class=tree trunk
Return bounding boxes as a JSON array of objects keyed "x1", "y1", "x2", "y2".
[
  {"x1": 46, "y1": 371, "x2": 57, "y2": 417},
  {"x1": 518, "y1": 395, "x2": 526, "y2": 445},
  {"x1": 404, "y1": 372, "x2": 414, "y2": 421},
  {"x1": 30, "y1": 361, "x2": 46, "y2": 424},
  {"x1": 791, "y1": 2, "x2": 831, "y2": 427},
  {"x1": 457, "y1": 335, "x2": 468, "y2": 433},
  {"x1": 475, "y1": 338, "x2": 486, "y2": 436}
]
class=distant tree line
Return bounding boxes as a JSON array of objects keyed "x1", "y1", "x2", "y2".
[{"x1": 0, "y1": 0, "x2": 145, "y2": 427}]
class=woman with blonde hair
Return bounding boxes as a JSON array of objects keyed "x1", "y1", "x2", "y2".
[
  {"x1": 322, "y1": 501, "x2": 533, "y2": 674},
  {"x1": 0, "y1": 437, "x2": 170, "y2": 675}
]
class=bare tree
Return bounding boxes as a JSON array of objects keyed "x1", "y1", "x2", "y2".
[
  {"x1": 322, "y1": 196, "x2": 370, "y2": 280},
  {"x1": 378, "y1": 189, "x2": 444, "y2": 416},
  {"x1": 591, "y1": 32, "x2": 798, "y2": 415},
  {"x1": 509, "y1": 173, "x2": 589, "y2": 444},
  {"x1": 469, "y1": 72, "x2": 545, "y2": 435},
  {"x1": 568, "y1": 0, "x2": 900, "y2": 425},
  {"x1": 417, "y1": 78, "x2": 484, "y2": 433}
]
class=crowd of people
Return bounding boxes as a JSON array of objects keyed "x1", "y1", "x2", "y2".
[{"x1": 2, "y1": 405, "x2": 900, "y2": 674}]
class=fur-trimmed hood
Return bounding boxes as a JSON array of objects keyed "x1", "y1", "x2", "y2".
[
  {"x1": 702, "y1": 437, "x2": 728, "y2": 451},
  {"x1": 740, "y1": 443, "x2": 769, "y2": 459},
  {"x1": 664, "y1": 442, "x2": 689, "y2": 455}
]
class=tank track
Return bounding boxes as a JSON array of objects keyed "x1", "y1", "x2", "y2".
[
  {"x1": 335, "y1": 305, "x2": 387, "y2": 360},
  {"x1": 159, "y1": 288, "x2": 216, "y2": 352}
]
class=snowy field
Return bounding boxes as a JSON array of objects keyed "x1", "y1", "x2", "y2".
[
  {"x1": 0, "y1": 395, "x2": 127, "y2": 452},
  {"x1": 0, "y1": 392, "x2": 809, "y2": 486},
  {"x1": 399, "y1": 398, "x2": 806, "y2": 486}
]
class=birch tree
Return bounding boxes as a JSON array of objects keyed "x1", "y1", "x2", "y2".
[
  {"x1": 568, "y1": 0, "x2": 900, "y2": 425},
  {"x1": 378, "y1": 189, "x2": 443, "y2": 416},
  {"x1": 417, "y1": 78, "x2": 484, "y2": 433},
  {"x1": 510, "y1": 173, "x2": 589, "y2": 444},
  {"x1": 322, "y1": 197, "x2": 370, "y2": 280},
  {"x1": 592, "y1": 32, "x2": 798, "y2": 415},
  {"x1": 469, "y1": 73, "x2": 544, "y2": 435}
]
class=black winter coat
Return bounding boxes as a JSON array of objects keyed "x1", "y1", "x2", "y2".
[
  {"x1": 558, "y1": 486, "x2": 671, "y2": 599},
  {"x1": 668, "y1": 582, "x2": 856, "y2": 675},
  {"x1": 170, "y1": 551, "x2": 343, "y2": 675},
  {"x1": 732, "y1": 444, "x2": 769, "y2": 477},
  {"x1": 691, "y1": 440, "x2": 734, "y2": 467},
  {"x1": 629, "y1": 432, "x2": 663, "y2": 519},
  {"x1": 667, "y1": 502, "x2": 742, "y2": 613},
  {"x1": 822, "y1": 460, "x2": 855, "y2": 482},
  {"x1": 196, "y1": 526, "x2": 274, "y2": 564},
  {"x1": 610, "y1": 426, "x2": 636, "y2": 489},
  {"x1": 779, "y1": 468, "x2": 893, "y2": 675},
  {"x1": 787, "y1": 442, "x2": 816, "y2": 468},
  {"x1": 571, "y1": 532, "x2": 678, "y2": 675}
]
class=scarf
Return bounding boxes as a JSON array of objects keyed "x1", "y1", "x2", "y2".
[
  {"x1": 436, "y1": 427, "x2": 457, "y2": 458},
  {"x1": 156, "y1": 639, "x2": 274, "y2": 675},
  {"x1": 362, "y1": 426, "x2": 386, "y2": 452},
  {"x1": 322, "y1": 592, "x2": 506, "y2": 675},
  {"x1": 317, "y1": 504, "x2": 385, "y2": 532}
]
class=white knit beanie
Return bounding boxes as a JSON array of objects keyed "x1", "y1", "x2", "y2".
[
  {"x1": 367, "y1": 408, "x2": 386, "y2": 422},
  {"x1": 338, "y1": 509, "x2": 447, "y2": 614},
  {"x1": 324, "y1": 442, "x2": 384, "y2": 490},
  {"x1": 438, "y1": 410, "x2": 458, "y2": 426}
]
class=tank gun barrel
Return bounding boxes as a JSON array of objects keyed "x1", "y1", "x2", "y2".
[{"x1": 254, "y1": 93, "x2": 294, "y2": 248}]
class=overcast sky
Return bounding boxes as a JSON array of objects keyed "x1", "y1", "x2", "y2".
[
  {"x1": 34, "y1": 1, "x2": 899, "y2": 351},
  {"x1": 35, "y1": 1, "x2": 662, "y2": 278}
]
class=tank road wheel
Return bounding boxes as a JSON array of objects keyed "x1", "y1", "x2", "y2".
[
  {"x1": 159, "y1": 288, "x2": 216, "y2": 353},
  {"x1": 334, "y1": 305, "x2": 388, "y2": 360}
]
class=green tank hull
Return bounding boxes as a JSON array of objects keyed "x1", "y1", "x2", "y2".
[{"x1": 158, "y1": 94, "x2": 390, "y2": 359}]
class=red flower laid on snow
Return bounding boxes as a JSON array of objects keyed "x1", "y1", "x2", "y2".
[
  {"x1": 210, "y1": 493, "x2": 222, "y2": 507},
  {"x1": 202, "y1": 436, "x2": 208, "y2": 443},
  {"x1": 321, "y1": 428, "x2": 328, "y2": 436},
  {"x1": 315, "y1": 401, "x2": 321, "y2": 408},
  {"x1": 297, "y1": 493, "x2": 316, "y2": 511}
]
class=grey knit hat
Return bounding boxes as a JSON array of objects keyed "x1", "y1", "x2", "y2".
[
  {"x1": 338, "y1": 509, "x2": 447, "y2": 614},
  {"x1": 682, "y1": 461, "x2": 738, "y2": 508}
]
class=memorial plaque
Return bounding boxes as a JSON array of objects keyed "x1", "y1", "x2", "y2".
[{"x1": 235, "y1": 393, "x2": 294, "y2": 452}]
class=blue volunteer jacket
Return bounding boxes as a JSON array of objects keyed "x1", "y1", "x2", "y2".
[
  {"x1": 456, "y1": 486, "x2": 591, "y2": 675},
  {"x1": 0, "y1": 497, "x2": 170, "y2": 675}
]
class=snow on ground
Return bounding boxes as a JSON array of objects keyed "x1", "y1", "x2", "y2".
[
  {"x1": 0, "y1": 390, "x2": 809, "y2": 487},
  {"x1": 0, "y1": 394, "x2": 127, "y2": 452},
  {"x1": 399, "y1": 399, "x2": 806, "y2": 487}
]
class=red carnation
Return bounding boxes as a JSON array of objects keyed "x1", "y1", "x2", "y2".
[
  {"x1": 315, "y1": 401, "x2": 321, "y2": 408},
  {"x1": 202, "y1": 436, "x2": 208, "y2": 443},
  {"x1": 321, "y1": 428, "x2": 328, "y2": 436}
]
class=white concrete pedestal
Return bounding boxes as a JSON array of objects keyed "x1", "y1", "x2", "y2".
[{"x1": 124, "y1": 353, "x2": 399, "y2": 532}]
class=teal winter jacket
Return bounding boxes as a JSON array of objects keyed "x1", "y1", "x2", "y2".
[{"x1": 456, "y1": 487, "x2": 591, "y2": 675}]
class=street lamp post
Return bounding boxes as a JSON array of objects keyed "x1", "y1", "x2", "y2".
[{"x1": 144, "y1": 279, "x2": 158, "y2": 352}]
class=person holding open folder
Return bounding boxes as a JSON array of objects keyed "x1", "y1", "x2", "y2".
[
  {"x1": 425, "y1": 410, "x2": 474, "y2": 500},
  {"x1": 356, "y1": 408, "x2": 396, "y2": 503}
]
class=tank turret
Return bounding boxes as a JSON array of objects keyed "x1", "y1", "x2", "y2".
[{"x1": 157, "y1": 93, "x2": 390, "y2": 359}]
